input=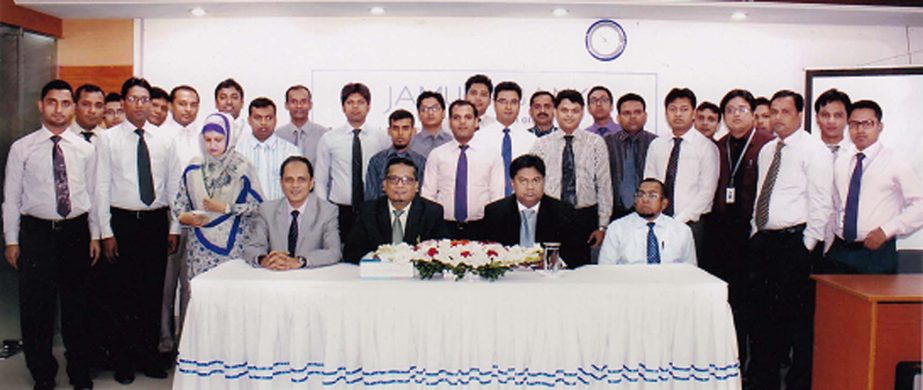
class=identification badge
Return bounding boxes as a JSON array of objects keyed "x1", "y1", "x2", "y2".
[{"x1": 725, "y1": 188, "x2": 736, "y2": 204}]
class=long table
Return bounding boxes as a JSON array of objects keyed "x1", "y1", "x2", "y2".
[{"x1": 174, "y1": 261, "x2": 740, "y2": 389}]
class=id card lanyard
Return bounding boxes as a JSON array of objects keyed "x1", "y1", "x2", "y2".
[{"x1": 725, "y1": 129, "x2": 756, "y2": 204}]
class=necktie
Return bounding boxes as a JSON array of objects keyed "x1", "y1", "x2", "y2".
[
  {"x1": 351, "y1": 129, "x2": 363, "y2": 209},
  {"x1": 293, "y1": 129, "x2": 301, "y2": 147},
  {"x1": 597, "y1": 127, "x2": 608, "y2": 136},
  {"x1": 843, "y1": 153, "x2": 865, "y2": 242},
  {"x1": 561, "y1": 135, "x2": 577, "y2": 205},
  {"x1": 502, "y1": 128, "x2": 513, "y2": 196},
  {"x1": 392, "y1": 209, "x2": 405, "y2": 244},
  {"x1": 520, "y1": 209, "x2": 536, "y2": 248},
  {"x1": 755, "y1": 142, "x2": 786, "y2": 230},
  {"x1": 136, "y1": 129, "x2": 156, "y2": 206},
  {"x1": 80, "y1": 131, "x2": 94, "y2": 142},
  {"x1": 828, "y1": 144, "x2": 840, "y2": 155},
  {"x1": 619, "y1": 138, "x2": 638, "y2": 208},
  {"x1": 51, "y1": 135, "x2": 71, "y2": 218},
  {"x1": 664, "y1": 137, "x2": 682, "y2": 216},
  {"x1": 647, "y1": 222, "x2": 660, "y2": 264},
  {"x1": 454, "y1": 145, "x2": 469, "y2": 222},
  {"x1": 288, "y1": 210, "x2": 299, "y2": 256}
]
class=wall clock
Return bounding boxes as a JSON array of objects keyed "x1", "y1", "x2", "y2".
[{"x1": 585, "y1": 19, "x2": 627, "y2": 62}]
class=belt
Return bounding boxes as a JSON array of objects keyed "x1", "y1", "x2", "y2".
[
  {"x1": 21, "y1": 214, "x2": 88, "y2": 232},
  {"x1": 835, "y1": 237, "x2": 867, "y2": 250},
  {"x1": 759, "y1": 223, "x2": 806, "y2": 235},
  {"x1": 111, "y1": 207, "x2": 168, "y2": 220}
]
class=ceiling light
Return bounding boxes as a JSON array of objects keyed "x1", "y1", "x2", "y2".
[
  {"x1": 731, "y1": 12, "x2": 747, "y2": 21},
  {"x1": 552, "y1": 8, "x2": 569, "y2": 17},
  {"x1": 370, "y1": 6, "x2": 385, "y2": 15},
  {"x1": 190, "y1": 7, "x2": 207, "y2": 17}
]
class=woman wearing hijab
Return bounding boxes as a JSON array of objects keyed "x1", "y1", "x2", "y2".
[{"x1": 174, "y1": 112, "x2": 263, "y2": 279}]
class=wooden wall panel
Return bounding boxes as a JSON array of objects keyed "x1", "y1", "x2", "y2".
[
  {"x1": 58, "y1": 65, "x2": 133, "y2": 95},
  {"x1": 0, "y1": 0, "x2": 62, "y2": 37}
]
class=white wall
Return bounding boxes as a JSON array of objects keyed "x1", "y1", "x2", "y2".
[{"x1": 139, "y1": 17, "x2": 919, "y2": 135}]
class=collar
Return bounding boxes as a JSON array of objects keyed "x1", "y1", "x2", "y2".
[
  {"x1": 388, "y1": 199, "x2": 411, "y2": 214},
  {"x1": 517, "y1": 200, "x2": 540, "y2": 213},
  {"x1": 286, "y1": 197, "x2": 309, "y2": 216},
  {"x1": 588, "y1": 117, "x2": 615, "y2": 131}
]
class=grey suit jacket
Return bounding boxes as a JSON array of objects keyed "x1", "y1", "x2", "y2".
[{"x1": 243, "y1": 195, "x2": 342, "y2": 268}]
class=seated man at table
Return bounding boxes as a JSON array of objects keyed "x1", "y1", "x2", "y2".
[
  {"x1": 598, "y1": 178, "x2": 697, "y2": 265},
  {"x1": 482, "y1": 154, "x2": 580, "y2": 266},
  {"x1": 344, "y1": 157, "x2": 448, "y2": 263},
  {"x1": 243, "y1": 156, "x2": 341, "y2": 270}
]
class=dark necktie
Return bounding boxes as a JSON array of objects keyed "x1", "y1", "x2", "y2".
[
  {"x1": 843, "y1": 153, "x2": 865, "y2": 242},
  {"x1": 619, "y1": 138, "x2": 638, "y2": 208},
  {"x1": 647, "y1": 222, "x2": 660, "y2": 264},
  {"x1": 51, "y1": 135, "x2": 71, "y2": 218},
  {"x1": 454, "y1": 145, "x2": 469, "y2": 222},
  {"x1": 81, "y1": 131, "x2": 94, "y2": 143},
  {"x1": 663, "y1": 137, "x2": 682, "y2": 216},
  {"x1": 561, "y1": 135, "x2": 577, "y2": 205},
  {"x1": 502, "y1": 128, "x2": 512, "y2": 196},
  {"x1": 755, "y1": 142, "x2": 786, "y2": 230},
  {"x1": 828, "y1": 144, "x2": 840, "y2": 156},
  {"x1": 351, "y1": 129, "x2": 363, "y2": 209},
  {"x1": 597, "y1": 127, "x2": 608, "y2": 136},
  {"x1": 136, "y1": 129, "x2": 156, "y2": 206},
  {"x1": 288, "y1": 210, "x2": 299, "y2": 256}
]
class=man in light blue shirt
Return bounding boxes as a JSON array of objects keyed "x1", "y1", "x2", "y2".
[
  {"x1": 365, "y1": 109, "x2": 426, "y2": 201},
  {"x1": 599, "y1": 178, "x2": 697, "y2": 265},
  {"x1": 235, "y1": 97, "x2": 300, "y2": 200}
]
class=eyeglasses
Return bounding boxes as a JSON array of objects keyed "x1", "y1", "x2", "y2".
[
  {"x1": 725, "y1": 106, "x2": 750, "y2": 115},
  {"x1": 125, "y1": 96, "x2": 151, "y2": 105},
  {"x1": 848, "y1": 119, "x2": 878, "y2": 130},
  {"x1": 385, "y1": 175, "x2": 416, "y2": 185},
  {"x1": 634, "y1": 192, "x2": 662, "y2": 200},
  {"x1": 419, "y1": 105, "x2": 442, "y2": 114},
  {"x1": 589, "y1": 98, "x2": 611, "y2": 106}
]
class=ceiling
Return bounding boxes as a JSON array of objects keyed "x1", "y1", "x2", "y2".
[{"x1": 15, "y1": 0, "x2": 923, "y2": 26}]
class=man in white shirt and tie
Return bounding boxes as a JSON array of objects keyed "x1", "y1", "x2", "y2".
[
  {"x1": 214, "y1": 78, "x2": 246, "y2": 140},
  {"x1": 475, "y1": 81, "x2": 537, "y2": 196},
  {"x1": 96, "y1": 77, "x2": 179, "y2": 383},
  {"x1": 599, "y1": 178, "x2": 696, "y2": 265},
  {"x1": 814, "y1": 88, "x2": 852, "y2": 159},
  {"x1": 4, "y1": 79, "x2": 100, "y2": 390},
  {"x1": 148, "y1": 87, "x2": 170, "y2": 127},
  {"x1": 236, "y1": 97, "x2": 300, "y2": 200},
  {"x1": 465, "y1": 74, "x2": 495, "y2": 129},
  {"x1": 275, "y1": 84, "x2": 330, "y2": 164},
  {"x1": 827, "y1": 99, "x2": 923, "y2": 274},
  {"x1": 747, "y1": 90, "x2": 833, "y2": 390},
  {"x1": 69, "y1": 83, "x2": 106, "y2": 145},
  {"x1": 314, "y1": 82, "x2": 390, "y2": 243}
]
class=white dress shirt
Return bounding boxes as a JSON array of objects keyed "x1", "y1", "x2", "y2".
[
  {"x1": 313, "y1": 123, "x2": 390, "y2": 205},
  {"x1": 474, "y1": 121, "x2": 538, "y2": 164},
  {"x1": 388, "y1": 201, "x2": 410, "y2": 230},
  {"x1": 3, "y1": 127, "x2": 100, "y2": 243},
  {"x1": 833, "y1": 142, "x2": 923, "y2": 242},
  {"x1": 750, "y1": 129, "x2": 833, "y2": 250},
  {"x1": 598, "y1": 213, "x2": 697, "y2": 266},
  {"x1": 421, "y1": 140, "x2": 505, "y2": 221},
  {"x1": 161, "y1": 117, "x2": 202, "y2": 177},
  {"x1": 68, "y1": 122, "x2": 104, "y2": 145},
  {"x1": 235, "y1": 132, "x2": 300, "y2": 201},
  {"x1": 96, "y1": 121, "x2": 180, "y2": 237},
  {"x1": 275, "y1": 120, "x2": 330, "y2": 164},
  {"x1": 643, "y1": 128, "x2": 719, "y2": 224}
]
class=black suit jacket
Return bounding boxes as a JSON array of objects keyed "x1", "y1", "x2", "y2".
[
  {"x1": 481, "y1": 194, "x2": 582, "y2": 268},
  {"x1": 344, "y1": 196, "x2": 449, "y2": 263}
]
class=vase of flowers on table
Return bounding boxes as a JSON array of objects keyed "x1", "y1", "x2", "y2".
[{"x1": 372, "y1": 239, "x2": 543, "y2": 281}]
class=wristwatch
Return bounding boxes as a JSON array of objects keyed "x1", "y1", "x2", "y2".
[
  {"x1": 598, "y1": 226, "x2": 607, "y2": 232},
  {"x1": 297, "y1": 256, "x2": 307, "y2": 268}
]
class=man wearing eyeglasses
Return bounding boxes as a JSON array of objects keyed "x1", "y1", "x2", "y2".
[
  {"x1": 345, "y1": 157, "x2": 448, "y2": 263},
  {"x1": 365, "y1": 109, "x2": 427, "y2": 202},
  {"x1": 584, "y1": 85, "x2": 623, "y2": 137},
  {"x1": 598, "y1": 178, "x2": 696, "y2": 265},
  {"x1": 826, "y1": 100, "x2": 923, "y2": 274},
  {"x1": 410, "y1": 91, "x2": 452, "y2": 157}
]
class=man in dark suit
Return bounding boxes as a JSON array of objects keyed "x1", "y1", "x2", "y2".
[
  {"x1": 243, "y1": 156, "x2": 341, "y2": 270},
  {"x1": 345, "y1": 157, "x2": 449, "y2": 263},
  {"x1": 482, "y1": 154, "x2": 580, "y2": 267}
]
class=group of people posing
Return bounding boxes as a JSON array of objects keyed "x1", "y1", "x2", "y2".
[{"x1": 4, "y1": 73, "x2": 922, "y2": 390}]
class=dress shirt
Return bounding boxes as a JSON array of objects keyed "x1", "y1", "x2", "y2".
[
  {"x1": 68, "y1": 122, "x2": 104, "y2": 145},
  {"x1": 478, "y1": 114, "x2": 496, "y2": 129},
  {"x1": 3, "y1": 127, "x2": 100, "y2": 244},
  {"x1": 409, "y1": 127, "x2": 453, "y2": 157},
  {"x1": 530, "y1": 130, "x2": 613, "y2": 227},
  {"x1": 161, "y1": 117, "x2": 202, "y2": 175},
  {"x1": 527, "y1": 125, "x2": 558, "y2": 138},
  {"x1": 474, "y1": 121, "x2": 538, "y2": 164},
  {"x1": 825, "y1": 136, "x2": 852, "y2": 161},
  {"x1": 96, "y1": 121, "x2": 180, "y2": 237},
  {"x1": 584, "y1": 117, "x2": 622, "y2": 137},
  {"x1": 364, "y1": 147, "x2": 427, "y2": 201},
  {"x1": 388, "y1": 201, "x2": 410, "y2": 230},
  {"x1": 750, "y1": 129, "x2": 833, "y2": 250},
  {"x1": 833, "y1": 142, "x2": 923, "y2": 241},
  {"x1": 275, "y1": 120, "x2": 330, "y2": 164},
  {"x1": 643, "y1": 128, "x2": 719, "y2": 224},
  {"x1": 421, "y1": 140, "x2": 505, "y2": 221},
  {"x1": 236, "y1": 132, "x2": 301, "y2": 200},
  {"x1": 286, "y1": 198, "x2": 308, "y2": 227},
  {"x1": 598, "y1": 213, "x2": 697, "y2": 265},
  {"x1": 313, "y1": 123, "x2": 390, "y2": 205}
]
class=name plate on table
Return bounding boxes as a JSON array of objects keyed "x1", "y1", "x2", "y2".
[{"x1": 359, "y1": 258, "x2": 415, "y2": 279}]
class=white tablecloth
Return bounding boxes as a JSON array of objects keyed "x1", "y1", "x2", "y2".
[{"x1": 174, "y1": 261, "x2": 740, "y2": 389}]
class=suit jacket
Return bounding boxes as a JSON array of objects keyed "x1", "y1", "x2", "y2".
[
  {"x1": 243, "y1": 195, "x2": 342, "y2": 267},
  {"x1": 604, "y1": 129, "x2": 658, "y2": 220},
  {"x1": 481, "y1": 195, "x2": 581, "y2": 268},
  {"x1": 711, "y1": 128, "x2": 774, "y2": 227},
  {"x1": 344, "y1": 196, "x2": 449, "y2": 263}
]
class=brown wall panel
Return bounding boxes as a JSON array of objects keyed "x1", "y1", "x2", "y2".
[
  {"x1": 58, "y1": 65, "x2": 133, "y2": 95},
  {"x1": 0, "y1": 0, "x2": 62, "y2": 37}
]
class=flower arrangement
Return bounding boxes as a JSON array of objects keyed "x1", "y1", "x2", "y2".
[{"x1": 372, "y1": 239, "x2": 543, "y2": 281}]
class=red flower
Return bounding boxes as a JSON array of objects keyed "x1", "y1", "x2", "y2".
[
  {"x1": 427, "y1": 247, "x2": 438, "y2": 257},
  {"x1": 460, "y1": 251, "x2": 472, "y2": 258},
  {"x1": 486, "y1": 250, "x2": 499, "y2": 257}
]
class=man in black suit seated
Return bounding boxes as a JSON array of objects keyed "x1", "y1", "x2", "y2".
[
  {"x1": 482, "y1": 154, "x2": 581, "y2": 267},
  {"x1": 344, "y1": 157, "x2": 449, "y2": 263}
]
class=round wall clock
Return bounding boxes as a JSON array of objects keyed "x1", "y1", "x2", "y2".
[{"x1": 585, "y1": 19, "x2": 628, "y2": 62}]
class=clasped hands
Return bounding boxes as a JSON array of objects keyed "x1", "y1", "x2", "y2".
[{"x1": 259, "y1": 250, "x2": 303, "y2": 271}]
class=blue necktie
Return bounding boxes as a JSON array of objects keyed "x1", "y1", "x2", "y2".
[
  {"x1": 647, "y1": 222, "x2": 660, "y2": 264},
  {"x1": 454, "y1": 145, "x2": 469, "y2": 222},
  {"x1": 619, "y1": 139, "x2": 638, "y2": 209},
  {"x1": 502, "y1": 128, "x2": 512, "y2": 196},
  {"x1": 843, "y1": 153, "x2": 865, "y2": 242},
  {"x1": 520, "y1": 210, "x2": 535, "y2": 247}
]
